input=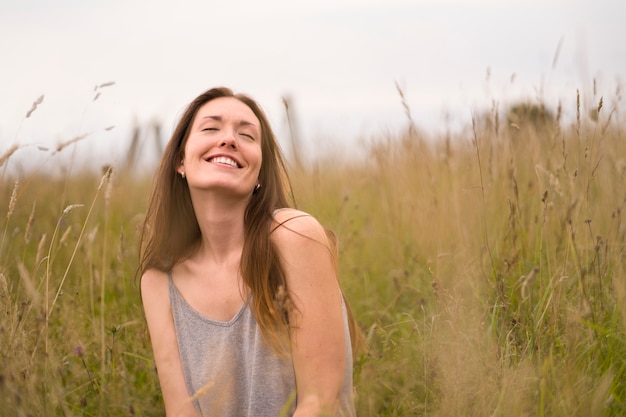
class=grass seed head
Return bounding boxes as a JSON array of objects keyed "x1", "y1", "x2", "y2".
[
  {"x1": 96, "y1": 81, "x2": 115, "y2": 89},
  {"x1": 59, "y1": 226, "x2": 72, "y2": 246},
  {"x1": 0, "y1": 272, "x2": 8, "y2": 297},
  {"x1": 17, "y1": 261, "x2": 39, "y2": 307},
  {"x1": 55, "y1": 134, "x2": 88, "y2": 154},
  {"x1": 6, "y1": 180, "x2": 19, "y2": 220},
  {"x1": 35, "y1": 233, "x2": 47, "y2": 265},
  {"x1": 24, "y1": 201, "x2": 36, "y2": 244},
  {"x1": 62, "y1": 204, "x2": 84, "y2": 216},
  {"x1": 0, "y1": 144, "x2": 20, "y2": 168},
  {"x1": 25, "y1": 94, "x2": 44, "y2": 118}
]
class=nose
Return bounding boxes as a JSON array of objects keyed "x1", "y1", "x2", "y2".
[{"x1": 219, "y1": 129, "x2": 237, "y2": 149}]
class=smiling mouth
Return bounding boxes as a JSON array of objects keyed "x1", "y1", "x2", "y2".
[{"x1": 207, "y1": 156, "x2": 240, "y2": 168}]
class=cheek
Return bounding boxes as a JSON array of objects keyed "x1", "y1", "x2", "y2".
[
  {"x1": 251, "y1": 144, "x2": 263, "y2": 168},
  {"x1": 256, "y1": 151, "x2": 263, "y2": 174},
  {"x1": 183, "y1": 138, "x2": 198, "y2": 155}
]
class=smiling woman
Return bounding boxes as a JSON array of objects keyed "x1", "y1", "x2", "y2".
[
  {"x1": 139, "y1": 87, "x2": 360, "y2": 417},
  {"x1": 177, "y1": 97, "x2": 263, "y2": 198}
]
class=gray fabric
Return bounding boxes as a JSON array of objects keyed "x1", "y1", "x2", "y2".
[{"x1": 169, "y1": 273, "x2": 356, "y2": 416}]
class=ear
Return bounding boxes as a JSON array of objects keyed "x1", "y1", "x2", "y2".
[{"x1": 176, "y1": 158, "x2": 184, "y2": 174}]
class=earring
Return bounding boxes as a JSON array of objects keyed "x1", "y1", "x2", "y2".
[
  {"x1": 181, "y1": 171, "x2": 186, "y2": 179},
  {"x1": 253, "y1": 183, "x2": 262, "y2": 193}
]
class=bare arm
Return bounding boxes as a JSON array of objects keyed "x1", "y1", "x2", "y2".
[
  {"x1": 272, "y1": 210, "x2": 348, "y2": 416},
  {"x1": 141, "y1": 269, "x2": 199, "y2": 417}
]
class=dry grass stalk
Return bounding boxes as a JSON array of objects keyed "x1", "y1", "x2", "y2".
[
  {"x1": 576, "y1": 89, "x2": 581, "y2": 134},
  {"x1": 24, "y1": 201, "x2": 36, "y2": 244},
  {"x1": 124, "y1": 126, "x2": 140, "y2": 172},
  {"x1": 104, "y1": 167, "x2": 114, "y2": 212},
  {"x1": 0, "y1": 144, "x2": 20, "y2": 168},
  {"x1": 59, "y1": 226, "x2": 73, "y2": 246},
  {"x1": 0, "y1": 272, "x2": 8, "y2": 297},
  {"x1": 17, "y1": 261, "x2": 40, "y2": 307},
  {"x1": 95, "y1": 81, "x2": 115, "y2": 90},
  {"x1": 282, "y1": 95, "x2": 304, "y2": 171},
  {"x1": 520, "y1": 266, "x2": 539, "y2": 301},
  {"x1": 6, "y1": 179, "x2": 18, "y2": 220},
  {"x1": 99, "y1": 166, "x2": 113, "y2": 191},
  {"x1": 35, "y1": 233, "x2": 47, "y2": 266},
  {"x1": 62, "y1": 204, "x2": 84, "y2": 216},
  {"x1": 25, "y1": 95, "x2": 44, "y2": 118},
  {"x1": 395, "y1": 80, "x2": 417, "y2": 138},
  {"x1": 188, "y1": 381, "x2": 215, "y2": 403},
  {"x1": 87, "y1": 225, "x2": 98, "y2": 245},
  {"x1": 54, "y1": 135, "x2": 89, "y2": 155},
  {"x1": 92, "y1": 81, "x2": 116, "y2": 101}
]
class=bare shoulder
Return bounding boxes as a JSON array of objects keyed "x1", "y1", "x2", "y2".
[
  {"x1": 140, "y1": 268, "x2": 169, "y2": 302},
  {"x1": 271, "y1": 208, "x2": 329, "y2": 248},
  {"x1": 271, "y1": 209, "x2": 338, "y2": 293}
]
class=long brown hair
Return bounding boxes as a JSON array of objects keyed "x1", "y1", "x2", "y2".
[{"x1": 139, "y1": 87, "x2": 360, "y2": 354}]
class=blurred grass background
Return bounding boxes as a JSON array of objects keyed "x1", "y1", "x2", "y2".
[{"x1": 1, "y1": 86, "x2": 625, "y2": 416}]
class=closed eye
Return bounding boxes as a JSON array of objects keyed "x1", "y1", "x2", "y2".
[
  {"x1": 240, "y1": 133, "x2": 255, "y2": 140},
  {"x1": 202, "y1": 127, "x2": 218, "y2": 132}
]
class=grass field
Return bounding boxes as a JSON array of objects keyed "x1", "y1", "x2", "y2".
[{"x1": 1, "y1": 88, "x2": 625, "y2": 416}]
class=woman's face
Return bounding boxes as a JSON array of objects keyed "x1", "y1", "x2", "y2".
[{"x1": 179, "y1": 97, "x2": 262, "y2": 197}]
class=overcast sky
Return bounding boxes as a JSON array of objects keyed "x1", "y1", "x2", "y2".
[{"x1": 1, "y1": 0, "x2": 624, "y2": 170}]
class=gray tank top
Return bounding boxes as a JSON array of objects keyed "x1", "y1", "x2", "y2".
[{"x1": 168, "y1": 274, "x2": 356, "y2": 416}]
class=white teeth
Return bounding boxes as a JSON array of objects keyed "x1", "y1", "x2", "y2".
[{"x1": 210, "y1": 156, "x2": 239, "y2": 168}]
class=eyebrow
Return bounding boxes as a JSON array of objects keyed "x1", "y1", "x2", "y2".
[{"x1": 200, "y1": 115, "x2": 258, "y2": 128}]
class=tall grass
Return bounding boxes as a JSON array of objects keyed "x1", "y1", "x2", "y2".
[{"x1": 0, "y1": 86, "x2": 624, "y2": 416}]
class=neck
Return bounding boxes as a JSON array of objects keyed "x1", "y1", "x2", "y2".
[{"x1": 188, "y1": 190, "x2": 250, "y2": 265}]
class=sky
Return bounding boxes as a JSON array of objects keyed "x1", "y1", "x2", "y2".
[{"x1": 1, "y1": 0, "x2": 624, "y2": 172}]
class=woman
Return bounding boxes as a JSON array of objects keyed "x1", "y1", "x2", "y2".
[{"x1": 139, "y1": 87, "x2": 358, "y2": 416}]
